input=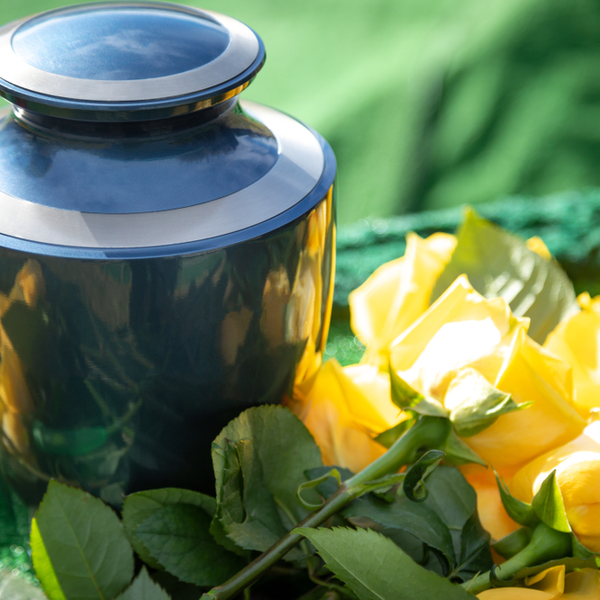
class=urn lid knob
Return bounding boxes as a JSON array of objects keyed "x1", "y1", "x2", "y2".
[{"x1": 0, "y1": 2, "x2": 265, "y2": 120}]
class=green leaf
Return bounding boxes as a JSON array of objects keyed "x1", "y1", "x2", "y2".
[
  {"x1": 419, "y1": 466, "x2": 480, "y2": 567},
  {"x1": 431, "y1": 209, "x2": 577, "y2": 344},
  {"x1": 441, "y1": 431, "x2": 486, "y2": 467},
  {"x1": 30, "y1": 520, "x2": 64, "y2": 600},
  {"x1": 209, "y1": 516, "x2": 247, "y2": 558},
  {"x1": 297, "y1": 527, "x2": 473, "y2": 600},
  {"x1": 420, "y1": 467, "x2": 476, "y2": 532},
  {"x1": 344, "y1": 465, "x2": 481, "y2": 570},
  {"x1": 531, "y1": 470, "x2": 571, "y2": 533},
  {"x1": 445, "y1": 368, "x2": 527, "y2": 438},
  {"x1": 31, "y1": 480, "x2": 134, "y2": 600},
  {"x1": 135, "y1": 504, "x2": 244, "y2": 587},
  {"x1": 212, "y1": 406, "x2": 323, "y2": 559},
  {"x1": 358, "y1": 524, "x2": 433, "y2": 569},
  {"x1": 123, "y1": 488, "x2": 221, "y2": 570},
  {"x1": 342, "y1": 491, "x2": 456, "y2": 563},
  {"x1": 495, "y1": 473, "x2": 538, "y2": 527},
  {"x1": 453, "y1": 511, "x2": 493, "y2": 581},
  {"x1": 212, "y1": 438, "x2": 246, "y2": 546},
  {"x1": 0, "y1": 569, "x2": 48, "y2": 600},
  {"x1": 389, "y1": 369, "x2": 448, "y2": 418},
  {"x1": 115, "y1": 568, "x2": 170, "y2": 600},
  {"x1": 403, "y1": 450, "x2": 445, "y2": 502}
]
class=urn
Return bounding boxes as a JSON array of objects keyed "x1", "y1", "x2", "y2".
[{"x1": 0, "y1": 2, "x2": 336, "y2": 504}]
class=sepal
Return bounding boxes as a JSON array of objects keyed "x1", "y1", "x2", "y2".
[
  {"x1": 511, "y1": 556, "x2": 598, "y2": 581},
  {"x1": 495, "y1": 472, "x2": 539, "y2": 527},
  {"x1": 441, "y1": 431, "x2": 486, "y2": 467},
  {"x1": 388, "y1": 367, "x2": 448, "y2": 417},
  {"x1": 571, "y1": 535, "x2": 600, "y2": 563},
  {"x1": 446, "y1": 368, "x2": 530, "y2": 438},
  {"x1": 531, "y1": 470, "x2": 571, "y2": 533}
]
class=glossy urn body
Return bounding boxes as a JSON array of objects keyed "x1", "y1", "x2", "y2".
[{"x1": 0, "y1": 3, "x2": 336, "y2": 504}]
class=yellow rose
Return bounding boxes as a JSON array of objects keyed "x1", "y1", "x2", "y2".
[
  {"x1": 288, "y1": 359, "x2": 404, "y2": 473},
  {"x1": 510, "y1": 421, "x2": 600, "y2": 552},
  {"x1": 349, "y1": 232, "x2": 551, "y2": 369},
  {"x1": 390, "y1": 276, "x2": 586, "y2": 473},
  {"x1": 348, "y1": 232, "x2": 456, "y2": 367},
  {"x1": 477, "y1": 565, "x2": 600, "y2": 599},
  {"x1": 544, "y1": 292, "x2": 600, "y2": 414}
]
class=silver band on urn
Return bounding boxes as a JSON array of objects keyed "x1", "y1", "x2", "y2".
[{"x1": 0, "y1": 102, "x2": 325, "y2": 249}]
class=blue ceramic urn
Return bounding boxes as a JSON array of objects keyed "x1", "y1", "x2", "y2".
[{"x1": 0, "y1": 2, "x2": 336, "y2": 504}]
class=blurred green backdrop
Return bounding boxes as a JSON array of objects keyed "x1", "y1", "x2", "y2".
[{"x1": 1, "y1": 0, "x2": 600, "y2": 224}]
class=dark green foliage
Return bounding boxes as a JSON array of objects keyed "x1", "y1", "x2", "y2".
[
  {"x1": 212, "y1": 406, "x2": 323, "y2": 559},
  {"x1": 343, "y1": 466, "x2": 492, "y2": 582}
]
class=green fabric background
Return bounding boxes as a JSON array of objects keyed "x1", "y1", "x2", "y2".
[{"x1": 2, "y1": 0, "x2": 600, "y2": 223}]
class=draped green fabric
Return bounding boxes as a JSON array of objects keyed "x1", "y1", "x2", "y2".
[{"x1": 2, "y1": 0, "x2": 600, "y2": 223}]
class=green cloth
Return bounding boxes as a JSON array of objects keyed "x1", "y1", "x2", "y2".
[{"x1": 2, "y1": 0, "x2": 600, "y2": 224}]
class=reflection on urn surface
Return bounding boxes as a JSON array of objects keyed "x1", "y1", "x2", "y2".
[{"x1": 0, "y1": 190, "x2": 335, "y2": 505}]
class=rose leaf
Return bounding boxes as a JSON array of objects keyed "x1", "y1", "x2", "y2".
[
  {"x1": 31, "y1": 480, "x2": 134, "y2": 600},
  {"x1": 297, "y1": 527, "x2": 473, "y2": 600}
]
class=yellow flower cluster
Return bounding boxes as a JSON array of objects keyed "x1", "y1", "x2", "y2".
[{"x1": 289, "y1": 230, "x2": 600, "y2": 562}]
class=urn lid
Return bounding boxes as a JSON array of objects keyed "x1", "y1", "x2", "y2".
[{"x1": 0, "y1": 2, "x2": 265, "y2": 120}]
